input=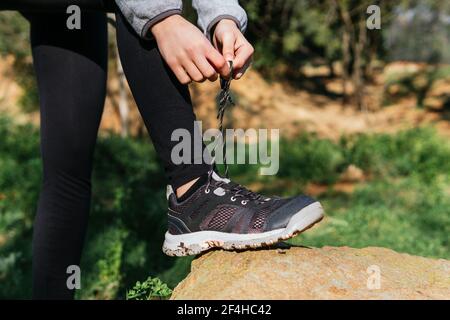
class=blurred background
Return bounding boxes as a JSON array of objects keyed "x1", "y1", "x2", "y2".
[{"x1": 0, "y1": 0, "x2": 449, "y2": 299}]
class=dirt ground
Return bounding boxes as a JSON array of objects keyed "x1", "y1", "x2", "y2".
[{"x1": 190, "y1": 62, "x2": 450, "y2": 140}]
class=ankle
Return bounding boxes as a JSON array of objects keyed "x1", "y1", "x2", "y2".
[
  {"x1": 176, "y1": 177, "x2": 199, "y2": 198},
  {"x1": 175, "y1": 173, "x2": 210, "y2": 202}
]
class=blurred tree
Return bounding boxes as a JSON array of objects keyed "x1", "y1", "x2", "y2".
[
  {"x1": 244, "y1": 0, "x2": 341, "y2": 77},
  {"x1": 387, "y1": 0, "x2": 450, "y2": 63},
  {"x1": 0, "y1": 12, "x2": 29, "y2": 58},
  {"x1": 0, "y1": 11, "x2": 133, "y2": 135},
  {"x1": 0, "y1": 11, "x2": 38, "y2": 112},
  {"x1": 333, "y1": 0, "x2": 372, "y2": 109},
  {"x1": 243, "y1": 0, "x2": 387, "y2": 109}
]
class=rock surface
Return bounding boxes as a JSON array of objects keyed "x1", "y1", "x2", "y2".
[{"x1": 171, "y1": 246, "x2": 450, "y2": 300}]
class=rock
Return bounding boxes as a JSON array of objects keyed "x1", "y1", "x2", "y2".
[{"x1": 171, "y1": 246, "x2": 450, "y2": 300}]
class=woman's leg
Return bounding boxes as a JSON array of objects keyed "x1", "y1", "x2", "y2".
[
  {"x1": 114, "y1": 10, "x2": 210, "y2": 191},
  {"x1": 27, "y1": 11, "x2": 108, "y2": 299}
]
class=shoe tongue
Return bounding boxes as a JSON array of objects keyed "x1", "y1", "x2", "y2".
[{"x1": 212, "y1": 171, "x2": 230, "y2": 184}]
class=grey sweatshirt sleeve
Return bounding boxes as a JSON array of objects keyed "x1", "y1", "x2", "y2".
[
  {"x1": 115, "y1": 0, "x2": 247, "y2": 40},
  {"x1": 115, "y1": 0, "x2": 183, "y2": 39},
  {"x1": 192, "y1": 0, "x2": 248, "y2": 38}
]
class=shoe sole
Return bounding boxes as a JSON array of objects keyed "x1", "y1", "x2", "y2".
[{"x1": 162, "y1": 201, "x2": 324, "y2": 257}]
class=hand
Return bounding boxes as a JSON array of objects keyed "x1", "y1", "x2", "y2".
[
  {"x1": 213, "y1": 19, "x2": 254, "y2": 79},
  {"x1": 151, "y1": 15, "x2": 228, "y2": 84}
]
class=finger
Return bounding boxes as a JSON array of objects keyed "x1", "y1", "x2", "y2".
[
  {"x1": 193, "y1": 55, "x2": 218, "y2": 82},
  {"x1": 221, "y1": 32, "x2": 236, "y2": 62},
  {"x1": 205, "y1": 46, "x2": 228, "y2": 77},
  {"x1": 173, "y1": 66, "x2": 192, "y2": 85},
  {"x1": 183, "y1": 61, "x2": 205, "y2": 83},
  {"x1": 234, "y1": 58, "x2": 252, "y2": 79},
  {"x1": 233, "y1": 41, "x2": 254, "y2": 73}
]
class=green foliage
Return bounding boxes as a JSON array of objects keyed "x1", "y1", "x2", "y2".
[
  {"x1": 243, "y1": 1, "x2": 342, "y2": 74},
  {"x1": 0, "y1": 12, "x2": 39, "y2": 113},
  {"x1": 275, "y1": 127, "x2": 450, "y2": 185},
  {"x1": 0, "y1": 12, "x2": 29, "y2": 59},
  {"x1": 126, "y1": 277, "x2": 172, "y2": 300},
  {"x1": 343, "y1": 128, "x2": 450, "y2": 181},
  {"x1": 278, "y1": 134, "x2": 345, "y2": 184},
  {"x1": 78, "y1": 228, "x2": 128, "y2": 300}
]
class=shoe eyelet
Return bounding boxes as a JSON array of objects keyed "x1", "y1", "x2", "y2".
[
  {"x1": 230, "y1": 196, "x2": 236, "y2": 201},
  {"x1": 205, "y1": 188, "x2": 210, "y2": 194},
  {"x1": 241, "y1": 200, "x2": 248, "y2": 205}
]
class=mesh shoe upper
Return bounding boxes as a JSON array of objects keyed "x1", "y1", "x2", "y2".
[{"x1": 167, "y1": 172, "x2": 317, "y2": 235}]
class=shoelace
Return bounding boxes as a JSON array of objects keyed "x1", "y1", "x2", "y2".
[
  {"x1": 206, "y1": 61, "x2": 234, "y2": 190},
  {"x1": 218, "y1": 181, "x2": 266, "y2": 203},
  {"x1": 205, "y1": 63, "x2": 267, "y2": 204},
  {"x1": 217, "y1": 61, "x2": 235, "y2": 178}
]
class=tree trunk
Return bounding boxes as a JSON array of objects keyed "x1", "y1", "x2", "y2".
[
  {"x1": 337, "y1": 0, "x2": 353, "y2": 107},
  {"x1": 352, "y1": 18, "x2": 367, "y2": 111},
  {"x1": 107, "y1": 14, "x2": 130, "y2": 137},
  {"x1": 116, "y1": 51, "x2": 129, "y2": 137},
  {"x1": 341, "y1": 30, "x2": 351, "y2": 105}
]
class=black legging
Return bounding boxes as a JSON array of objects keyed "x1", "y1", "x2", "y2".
[{"x1": 28, "y1": 8, "x2": 209, "y2": 299}]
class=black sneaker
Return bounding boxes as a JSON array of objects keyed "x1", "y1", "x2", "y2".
[{"x1": 162, "y1": 171, "x2": 324, "y2": 256}]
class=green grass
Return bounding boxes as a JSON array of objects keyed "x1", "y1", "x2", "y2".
[
  {"x1": 0, "y1": 116, "x2": 449, "y2": 299},
  {"x1": 290, "y1": 177, "x2": 450, "y2": 258}
]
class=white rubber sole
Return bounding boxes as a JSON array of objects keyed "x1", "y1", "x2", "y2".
[{"x1": 162, "y1": 201, "x2": 324, "y2": 257}]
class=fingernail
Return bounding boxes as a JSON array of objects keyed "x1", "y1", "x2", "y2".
[{"x1": 236, "y1": 72, "x2": 243, "y2": 79}]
